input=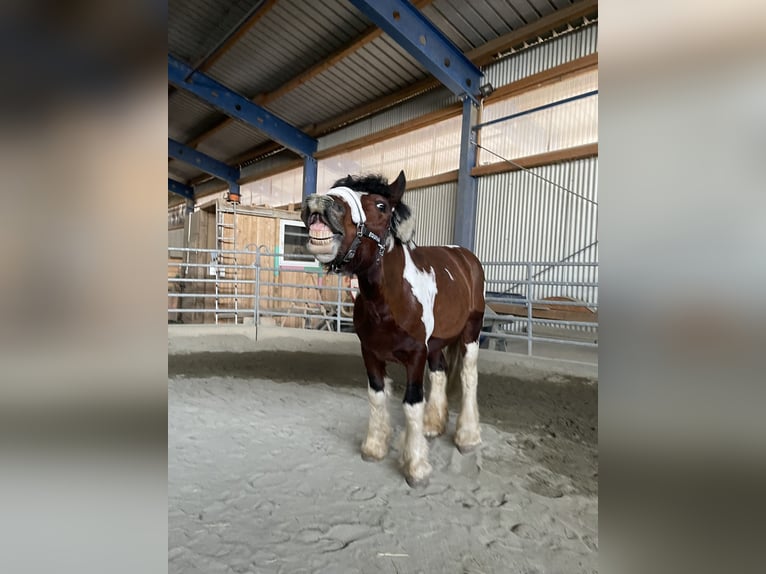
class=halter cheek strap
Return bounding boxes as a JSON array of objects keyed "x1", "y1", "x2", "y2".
[{"x1": 325, "y1": 187, "x2": 388, "y2": 273}]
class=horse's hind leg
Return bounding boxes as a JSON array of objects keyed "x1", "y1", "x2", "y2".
[
  {"x1": 455, "y1": 314, "x2": 483, "y2": 453},
  {"x1": 424, "y1": 348, "x2": 448, "y2": 437}
]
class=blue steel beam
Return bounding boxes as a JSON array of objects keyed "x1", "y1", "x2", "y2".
[
  {"x1": 168, "y1": 138, "x2": 240, "y2": 183},
  {"x1": 168, "y1": 178, "x2": 194, "y2": 200},
  {"x1": 303, "y1": 156, "x2": 317, "y2": 201},
  {"x1": 168, "y1": 55, "x2": 318, "y2": 158},
  {"x1": 348, "y1": 0, "x2": 484, "y2": 105},
  {"x1": 453, "y1": 99, "x2": 479, "y2": 249}
]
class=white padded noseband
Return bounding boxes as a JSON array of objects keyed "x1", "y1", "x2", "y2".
[{"x1": 326, "y1": 186, "x2": 367, "y2": 224}]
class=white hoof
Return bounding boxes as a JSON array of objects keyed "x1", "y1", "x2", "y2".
[
  {"x1": 454, "y1": 426, "x2": 481, "y2": 453},
  {"x1": 403, "y1": 458, "x2": 432, "y2": 488},
  {"x1": 361, "y1": 434, "x2": 389, "y2": 461}
]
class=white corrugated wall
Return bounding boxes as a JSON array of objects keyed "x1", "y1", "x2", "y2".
[
  {"x1": 318, "y1": 23, "x2": 598, "y2": 151},
  {"x1": 476, "y1": 157, "x2": 598, "y2": 302},
  {"x1": 484, "y1": 24, "x2": 598, "y2": 89},
  {"x1": 404, "y1": 182, "x2": 457, "y2": 247}
]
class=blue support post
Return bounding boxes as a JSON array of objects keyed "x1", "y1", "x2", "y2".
[
  {"x1": 168, "y1": 178, "x2": 194, "y2": 200},
  {"x1": 303, "y1": 156, "x2": 317, "y2": 201},
  {"x1": 454, "y1": 98, "x2": 479, "y2": 250},
  {"x1": 348, "y1": 0, "x2": 484, "y2": 104},
  {"x1": 168, "y1": 138, "x2": 240, "y2": 183},
  {"x1": 168, "y1": 55, "x2": 318, "y2": 158},
  {"x1": 227, "y1": 181, "x2": 241, "y2": 203}
]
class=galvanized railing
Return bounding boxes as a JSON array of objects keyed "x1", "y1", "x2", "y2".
[
  {"x1": 481, "y1": 261, "x2": 598, "y2": 358},
  {"x1": 168, "y1": 248, "x2": 598, "y2": 361},
  {"x1": 168, "y1": 247, "x2": 356, "y2": 331}
]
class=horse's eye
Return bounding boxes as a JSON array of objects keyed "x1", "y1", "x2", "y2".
[{"x1": 376, "y1": 202, "x2": 386, "y2": 212}]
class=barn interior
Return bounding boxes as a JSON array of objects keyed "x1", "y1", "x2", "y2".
[{"x1": 168, "y1": 1, "x2": 599, "y2": 571}]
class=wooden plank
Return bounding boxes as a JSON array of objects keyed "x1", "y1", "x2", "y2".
[
  {"x1": 407, "y1": 170, "x2": 459, "y2": 190},
  {"x1": 314, "y1": 104, "x2": 462, "y2": 160},
  {"x1": 488, "y1": 299, "x2": 597, "y2": 323},
  {"x1": 471, "y1": 143, "x2": 598, "y2": 177},
  {"x1": 486, "y1": 54, "x2": 598, "y2": 103}
]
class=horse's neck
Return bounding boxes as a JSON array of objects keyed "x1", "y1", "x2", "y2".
[{"x1": 356, "y1": 243, "x2": 406, "y2": 303}]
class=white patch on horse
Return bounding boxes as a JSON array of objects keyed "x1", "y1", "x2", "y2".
[
  {"x1": 444, "y1": 267, "x2": 454, "y2": 281},
  {"x1": 393, "y1": 212, "x2": 416, "y2": 244},
  {"x1": 402, "y1": 245, "x2": 438, "y2": 342}
]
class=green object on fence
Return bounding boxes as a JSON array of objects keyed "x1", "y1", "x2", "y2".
[{"x1": 274, "y1": 246, "x2": 280, "y2": 278}]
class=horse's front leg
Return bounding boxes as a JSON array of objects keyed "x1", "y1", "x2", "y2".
[
  {"x1": 424, "y1": 349, "x2": 448, "y2": 437},
  {"x1": 400, "y1": 348, "x2": 432, "y2": 488},
  {"x1": 360, "y1": 349, "x2": 391, "y2": 462}
]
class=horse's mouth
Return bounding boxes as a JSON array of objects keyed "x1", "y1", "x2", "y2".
[
  {"x1": 306, "y1": 212, "x2": 342, "y2": 259},
  {"x1": 308, "y1": 221, "x2": 338, "y2": 245}
]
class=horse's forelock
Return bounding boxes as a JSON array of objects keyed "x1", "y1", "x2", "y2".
[
  {"x1": 331, "y1": 174, "x2": 391, "y2": 197},
  {"x1": 331, "y1": 173, "x2": 416, "y2": 244}
]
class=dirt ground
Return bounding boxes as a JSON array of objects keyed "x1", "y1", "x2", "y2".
[{"x1": 168, "y1": 351, "x2": 598, "y2": 573}]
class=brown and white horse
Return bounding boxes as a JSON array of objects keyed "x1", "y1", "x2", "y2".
[{"x1": 301, "y1": 171, "x2": 485, "y2": 487}]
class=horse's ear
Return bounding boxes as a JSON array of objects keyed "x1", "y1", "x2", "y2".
[{"x1": 388, "y1": 170, "x2": 406, "y2": 204}]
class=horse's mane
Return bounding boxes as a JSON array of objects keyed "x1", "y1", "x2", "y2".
[{"x1": 332, "y1": 174, "x2": 416, "y2": 245}]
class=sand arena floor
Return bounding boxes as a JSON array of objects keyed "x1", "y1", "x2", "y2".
[{"x1": 168, "y1": 350, "x2": 597, "y2": 573}]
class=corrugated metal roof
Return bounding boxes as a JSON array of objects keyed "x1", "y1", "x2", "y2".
[
  {"x1": 266, "y1": 36, "x2": 425, "y2": 130},
  {"x1": 203, "y1": 0, "x2": 369, "y2": 96},
  {"x1": 168, "y1": 90, "x2": 223, "y2": 143},
  {"x1": 169, "y1": 0, "x2": 596, "y2": 195},
  {"x1": 168, "y1": 159, "x2": 206, "y2": 181},
  {"x1": 168, "y1": 0, "x2": 256, "y2": 64},
  {"x1": 195, "y1": 119, "x2": 271, "y2": 160}
]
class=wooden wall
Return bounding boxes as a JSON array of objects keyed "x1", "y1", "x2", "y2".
[{"x1": 172, "y1": 201, "x2": 351, "y2": 327}]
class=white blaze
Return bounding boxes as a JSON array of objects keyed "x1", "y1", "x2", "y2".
[{"x1": 402, "y1": 245, "x2": 438, "y2": 342}]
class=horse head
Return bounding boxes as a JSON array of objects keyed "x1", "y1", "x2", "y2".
[{"x1": 301, "y1": 170, "x2": 415, "y2": 274}]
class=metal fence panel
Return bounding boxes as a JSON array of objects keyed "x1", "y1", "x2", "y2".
[{"x1": 169, "y1": 248, "x2": 597, "y2": 363}]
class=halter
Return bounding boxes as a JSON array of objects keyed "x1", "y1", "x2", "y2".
[{"x1": 326, "y1": 186, "x2": 388, "y2": 273}]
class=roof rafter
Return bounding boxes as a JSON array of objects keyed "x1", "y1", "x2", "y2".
[
  {"x1": 195, "y1": 0, "x2": 598, "y2": 180},
  {"x1": 183, "y1": 0, "x2": 434, "y2": 149},
  {"x1": 347, "y1": 0, "x2": 484, "y2": 104},
  {"x1": 169, "y1": 55, "x2": 318, "y2": 158},
  {"x1": 189, "y1": 0, "x2": 278, "y2": 75}
]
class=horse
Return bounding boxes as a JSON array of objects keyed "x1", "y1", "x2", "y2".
[{"x1": 301, "y1": 171, "x2": 485, "y2": 487}]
